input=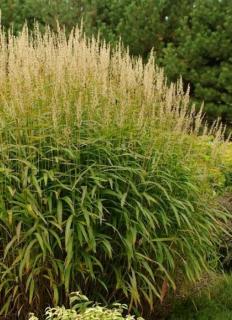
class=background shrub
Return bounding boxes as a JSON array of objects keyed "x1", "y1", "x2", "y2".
[
  {"x1": 0, "y1": 0, "x2": 85, "y2": 32},
  {"x1": 162, "y1": 0, "x2": 232, "y2": 126}
]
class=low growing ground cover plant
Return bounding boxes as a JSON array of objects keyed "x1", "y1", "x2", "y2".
[
  {"x1": 28, "y1": 292, "x2": 143, "y2": 320},
  {"x1": 0, "y1": 23, "x2": 230, "y2": 318},
  {"x1": 169, "y1": 274, "x2": 232, "y2": 320}
]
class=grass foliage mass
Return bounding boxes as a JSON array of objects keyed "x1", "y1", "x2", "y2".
[{"x1": 0, "y1": 24, "x2": 229, "y2": 318}]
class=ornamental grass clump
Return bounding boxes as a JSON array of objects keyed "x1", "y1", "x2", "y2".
[{"x1": 0, "y1": 24, "x2": 229, "y2": 318}]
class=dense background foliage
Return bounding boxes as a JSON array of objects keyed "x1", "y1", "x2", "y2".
[
  {"x1": 1, "y1": 0, "x2": 231, "y2": 127},
  {"x1": 162, "y1": 0, "x2": 232, "y2": 125}
]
